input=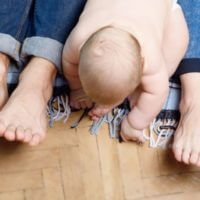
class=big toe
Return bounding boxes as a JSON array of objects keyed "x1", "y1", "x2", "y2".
[
  {"x1": 182, "y1": 149, "x2": 191, "y2": 165},
  {"x1": 173, "y1": 143, "x2": 183, "y2": 162},
  {"x1": 4, "y1": 125, "x2": 16, "y2": 141},
  {"x1": 189, "y1": 151, "x2": 199, "y2": 165},
  {"x1": 0, "y1": 120, "x2": 6, "y2": 136}
]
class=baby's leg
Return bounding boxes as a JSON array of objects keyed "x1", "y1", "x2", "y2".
[
  {"x1": 162, "y1": 5, "x2": 189, "y2": 76},
  {"x1": 0, "y1": 53, "x2": 9, "y2": 109}
]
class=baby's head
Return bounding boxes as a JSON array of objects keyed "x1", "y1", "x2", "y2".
[{"x1": 79, "y1": 26, "x2": 142, "y2": 106}]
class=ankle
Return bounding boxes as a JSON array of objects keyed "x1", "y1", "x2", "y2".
[
  {"x1": 20, "y1": 57, "x2": 57, "y2": 86},
  {"x1": 180, "y1": 73, "x2": 200, "y2": 109},
  {"x1": 0, "y1": 53, "x2": 9, "y2": 74},
  {"x1": 18, "y1": 57, "x2": 57, "y2": 99}
]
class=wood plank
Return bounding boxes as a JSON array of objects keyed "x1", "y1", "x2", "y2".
[
  {"x1": 77, "y1": 127, "x2": 105, "y2": 200},
  {"x1": 97, "y1": 124, "x2": 124, "y2": 200},
  {"x1": 117, "y1": 142, "x2": 144, "y2": 200},
  {"x1": 61, "y1": 147, "x2": 86, "y2": 200}
]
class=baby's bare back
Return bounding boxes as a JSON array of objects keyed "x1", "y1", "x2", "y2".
[{"x1": 64, "y1": 0, "x2": 173, "y2": 64}]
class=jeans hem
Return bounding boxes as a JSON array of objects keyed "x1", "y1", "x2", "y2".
[
  {"x1": 0, "y1": 33, "x2": 21, "y2": 61},
  {"x1": 21, "y1": 36, "x2": 63, "y2": 73}
]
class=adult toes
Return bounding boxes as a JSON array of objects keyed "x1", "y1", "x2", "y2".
[
  {"x1": 23, "y1": 129, "x2": 33, "y2": 143},
  {"x1": 196, "y1": 157, "x2": 200, "y2": 167},
  {"x1": 0, "y1": 120, "x2": 6, "y2": 136},
  {"x1": 182, "y1": 149, "x2": 191, "y2": 164},
  {"x1": 29, "y1": 134, "x2": 41, "y2": 146},
  {"x1": 4, "y1": 125, "x2": 16, "y2": 141},
  {"x1": 173, "y1": 144, "x2": 183, "y2": 162},
  {"x1": 189, "y1": 151, "x2": 199, "y2": 165},
  {"x1": 16, "y1": 126, "x2": 25, "y2": 141}
]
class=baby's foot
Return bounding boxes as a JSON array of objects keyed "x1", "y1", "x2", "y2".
[
  {"x1": 173, "y1": 98, "x2": 200, "y2": 166},
  {"x1": 0, "y1": 58, "x2": 56, "y2": 146},
  {"x1": 70, "y1": 88, "x2": 93, "y2": 110},
  {"x1": 120, "y1": 117, "x2": 146, "y2": 143},
  {"x1": 88, "y1": 105, "x2": 113, "y2": 121},
  {"x1": 0, "y1": 53, "x2": 9, "y2": 109}
]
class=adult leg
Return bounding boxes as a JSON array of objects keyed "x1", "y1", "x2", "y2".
[
  {"x1": 173, "y1": 0, "x2": 200, "y2": 166},
  {"x1": 0, "y1": 0, "x2": 86, "y2": 146},
  {"x1": 162, "y1": 4, "x2": 189, "y2": 76},
  {"x1": 0, "y1": 0, "x2": 33, "y2": 108},
  {"x1": 0, "y1": 53, "x2": 9, "y2": 109}
]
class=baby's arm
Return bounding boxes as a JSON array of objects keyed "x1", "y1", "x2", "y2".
[
  {"x1": 62, "y1": 31, "x2": 93, "y2": 109},
  {"x1": 121, "y1": 67, "x2": 169, "y2": 142}
]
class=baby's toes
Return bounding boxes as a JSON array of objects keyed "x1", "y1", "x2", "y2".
[
  {"x1": 4, "y1": 125, "x2": 16, "y2": 141},
  {"x1": 88, "y1": 109, "x2": 95, "y2": 117},
  {"x1": 92, "y1": 108, "x2": 102, "y2": 117},
  {"x1": 92, "y1": 116, "x2": 100, "y2": 121},
  {"x1": 189, "y1": 151, "x2": 199, "y2": 165},
  {"x1": 16, "y1": 126, "x2": 25, "y2": 141},
  {"x1": 196, "y1": 157, "x2": 200, "y2": 167}
]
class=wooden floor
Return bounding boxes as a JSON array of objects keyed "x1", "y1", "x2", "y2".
[{"x1": 0, "y1": 111, "x2": 200, "y2": 200}]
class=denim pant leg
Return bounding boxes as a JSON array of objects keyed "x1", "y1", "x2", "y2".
[
  {"x1": 173, "y1": 0, "x2": 200, "y2": 76},
  {"x1": 0, "y1": 0, "x2": 33, "y2": 61},
  {"x1": 178, "y1": 0, "x2": 200, "y2": 58},
  {"x1": 21, "y1": 0, "x2": 86, "y2": 72}
]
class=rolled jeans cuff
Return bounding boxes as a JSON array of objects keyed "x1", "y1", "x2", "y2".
[
  {"x1": 21, "y1": 36, "x2": 63, "y2": 73},
  {"x1": 0, "y1": 33, "x2": 21, "y2": 61}
]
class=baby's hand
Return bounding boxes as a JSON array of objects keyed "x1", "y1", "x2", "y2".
[
  {"x1": 120, "y1": 117, "x2": 146, "y2": 143},
  {"x1": 70, "y1": 88, "x2": 93, "y2": 110}
]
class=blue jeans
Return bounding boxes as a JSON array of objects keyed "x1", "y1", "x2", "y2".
[
  {"x1": 0, "y1": 0, "x2": 86, "y2": 71},
  {"x1": 176, "y1": 0, "x2": 200, "y2": 75}
]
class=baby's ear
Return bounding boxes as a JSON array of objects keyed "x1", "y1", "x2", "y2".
[
  {"x1": 139, "y1": 56, "x2": 145, "y2": 70},
  {"x1": 141, "y1": 57, "x2": 144, "y2": 65}
]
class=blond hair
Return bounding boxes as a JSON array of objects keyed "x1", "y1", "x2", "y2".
[{"x1": 79, "y1": 26, "x2": 142, "y2": 105}]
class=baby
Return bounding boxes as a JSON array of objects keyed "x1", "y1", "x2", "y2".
[{"x1": 63, "y1": 0, "x2": 189, "y2": 143}]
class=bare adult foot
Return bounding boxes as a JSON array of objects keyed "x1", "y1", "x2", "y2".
[
  {"x1": 173, "y1": 73, "x2": 200, "y2": 166},
  {"x1": 0, "y1": 57, "x2": 56, "y2": 146},
  {"x1": 0, "y1": 53, "x2": 9, "y2": 109}
]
